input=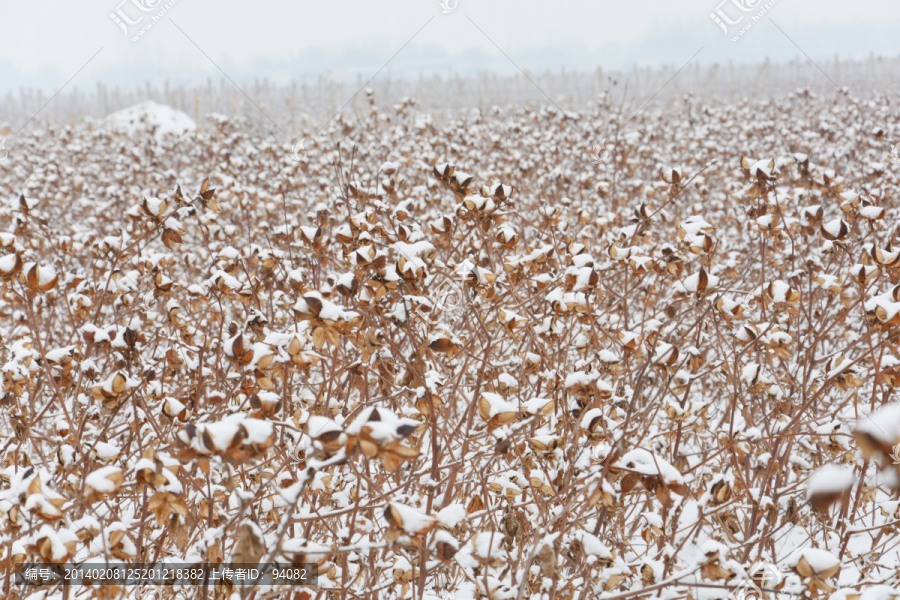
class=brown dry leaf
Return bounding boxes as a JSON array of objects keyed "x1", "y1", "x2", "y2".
[
  {"x1": 147, "y1": 491, "x2": 190, "y2": 525},
  {"x1": 232, "y1": 521, "x2": 265, "y2": 565}
]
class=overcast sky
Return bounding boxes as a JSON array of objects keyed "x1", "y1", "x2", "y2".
[{"x1": 0, "y1": 0, "x2": 898, "y2": 94}]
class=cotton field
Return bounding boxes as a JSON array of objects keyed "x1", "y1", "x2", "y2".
[{"x1": 1, "y1": 74, "x2": 900, "y2": 600}]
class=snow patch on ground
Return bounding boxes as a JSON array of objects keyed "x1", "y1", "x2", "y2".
[{"x1": 104, "y1": 101, "x2": 196, "y2": 140}]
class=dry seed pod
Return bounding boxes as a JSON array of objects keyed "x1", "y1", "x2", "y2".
[
  {"x1": 162, "y1": 397, "x2": 191, "y2": 421},
  {"x1": 84, "y1": 466, "x2": 124, "y2": 502},
  {"x1": 451, "y1": 171, "x2": 474, "y2": 192},
  {"x1": 146, "y1": 491, "x2": 189, "y2": 526},
  {"x1": 527, "y1": 435, "x2": 558, "y2": 454},
  {"x1": 852, "y1": 403, "x2": 900, "y2": 466},
  {"x1": 741, "y1": 156, "x2": 777, "y2": 181},
  {"x1": 91, "y1": 371, "x2": 131, "y2": 400},
  {"x1": 477, "y1": 392, "x2": 518, "y2": 431},
  {"x1": 23, "y1": 262, "x2": 58, "y2": 292},
  {"x1": 224, "y1": 333, "x2": 254, "y2": 364},
  {"x1": 429, "y1": 334, "x2": 460, "y2": 355},
  {"x1": 432, "y1": 162, "x2": 454, "y2": 180},
  {"x1": 496, "y1": 225, "x2": 518, "y2": 248},
  {"x1": 430, "y1": 215, "x2": 454, "y2": 235},
  {"x1": 161, "y1": 227, "x2": 183, "y2": 249},
  {"x1": 307, "y1": 415, "x2": 346, "y2": 453},
  {"x1": 154, "y1": 272, "x2": 174, "y2": 293},
  {"x1": 608, "y1": 244, "x2": 632, "y2": 260},
  {"x1": 384, "y1": 502, "x2": 436, "y2": 536},
  {"x1": 860, "y1": 204, "x2": 885, "y2": 220},
  {"x1": 378, "y1": 440, "x2": 420, "y2": 472},
  {"x1": 806, "y1": 464, "x2": 853, "y2": 513},
  {"x1": 839, "y1": 190, "x2": 860, "y2": 212},
  {"x1": 652, "y1": 342, "x2": 679, "y2": 366},
  {"x1": 0, "y1": 253, "x2": 23, "y2": 279},
  {"x1": 580, "y1": 408, "x2": 603, "y2": 433},
  {"x1": 715, "y1": 295, "x2": 745, "y2": 320},
  {"x1": 32, "y1": 527, "x2": 78, "y2": 563},
  {"x1": 708, "y1": 477, "x2": 732, "y2": 505},
  {"x1": 661, "y1": 166, "x2": 682, "y2": 184},
  {"x1": 821, "y1": 218, "x2": 849, "y2": 241},
  {"x1": 871, "y1": 245, "x2": 900, "y2": 267},
  {"x1": 435, "y1": 531, "x2": 459, "y2": 563},
  {"x1": 617, "y1": 330, "x2": 641, "y2": 351},
  {"x1": 679, "y1": 267, "x2": 718, "y2": 294},
  {"x1": 792, "y1": 549, "x2": 840, "y2": 593},
  {"x1": 765, "y1": 280, "x2": 800, "y2": 305},
  {"x1": 141, "y1": 196, "x2": 169, "y2": 219},
  {"x1": 850, "y1": 264, "x2": 877, "y2": 285},
  {"x1": 802, "y1": 204, "x2": 823, "y2": 224}
]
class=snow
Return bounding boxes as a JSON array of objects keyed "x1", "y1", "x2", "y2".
[
  {"x1": 806, "y1": 464, "x2": 855, "y2": 499},
  {"x1": 164, "y1": 397, "x2": 186, "y2": 416},
  {"x1": 857, "y1": 586, "x2": 898, "y2": 600},
  {"x1": 201, "y1": 419, "x2": 242, "y2": 451},
  {"x1": 143, "y1": 196, "x2": 167, "y2": 216},
  {"x1": 791, "y1": 547, "x2": 840, "y2": 573},
  {"x1": 218, "y1": 246, "x2": 241, "y2": 260},
  {"x1": 437, "y1": 503, "x2": 467, "y2": 527},
  {"x1": 104, "y1": 101, "x2": 196, "y2": 140},
  {"x1": 614, "y1": 448, "x2": 685, "y2": 485},
  {"x1": 388, "y1": 502, "x2": 435, "y2": 534},
  {"x1": 24, "y1": 262, "x2": 56, "y2": 286},
  {"x1": 822, "y1": 218, "x2": 848, "y2": 239},
  {"x1": 855, "y1": 403, "x2": 900, "y2": 443},
  {"x1": 470, "y1": 531, "x2": 505, "y2": 558},
  {"x1": 522, "y1": 397, "x2": 552, "y2": 415},
  {"x1": 652, "y1": 342, "x2": 677, "y2": 363},
  {"x1": 748, "y1": 158, "x2": 775, "y2": 177},
  {"x1": 85, "y1": 466, "x2": 122, "y2": 492},
  {"x1": 679, "y1": 216, "x2": 714, "y2": 236},
  {"x1": 189, "y1": 414, "x2": 274, "y2": 452},
  {"x1": 242, "y1": 418, "x2": 274, "y2": 444},
  {"x1": 92, "y1": 441, "x2": 121, "y2": 460},
  {"x1": 394, "y1": 240, "x2": 436, "y2": 274},
  {"x1": 480, "y1": 392, "x2": 518, "y2": 418},
  {"x1": 860, "y1": 205, "x2": 885, "y2": 219},
  {"x1": 768, "y1": 280, "x2": 791, "y2": 302},
  {"x1": 564, "y1": 371, "x2": 597, "y2": 388},
  {"x1": 741, "y1": 363, "x2": 761, "y2": 384},
  {"x1": 497, "y1": 373, "x2": 518, "y2": 389},
  {"x1": 7, "y1": 63, "x2": 900, "y2": 600},
  {"x1": 307, "y1": 415, "x2": 342, "y2": 438},
  {"x1": 580, "y1": 408, "x2": 603, "y2": 429},
  {"x1": 0, "y1": 253, "x2": 18, "y2": 274},
  {"x1": 345, "y1": 406, "x2": 420, "y2": 441},
  {"x1": 294, "y1": 291, "x2": 357, "y2": 321},
  {"x1": 574, "y1": 530, "x2": 611, "y2": 559},
  {"x1": 44, "y1": 346, "x2": 74, "y2": 363},
  {"x1": 678, "y1": 269, "x2": 719, "y2": 293},
  {"x1": 35, "y1": 525, "x2": 77, "y2": 562}
]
